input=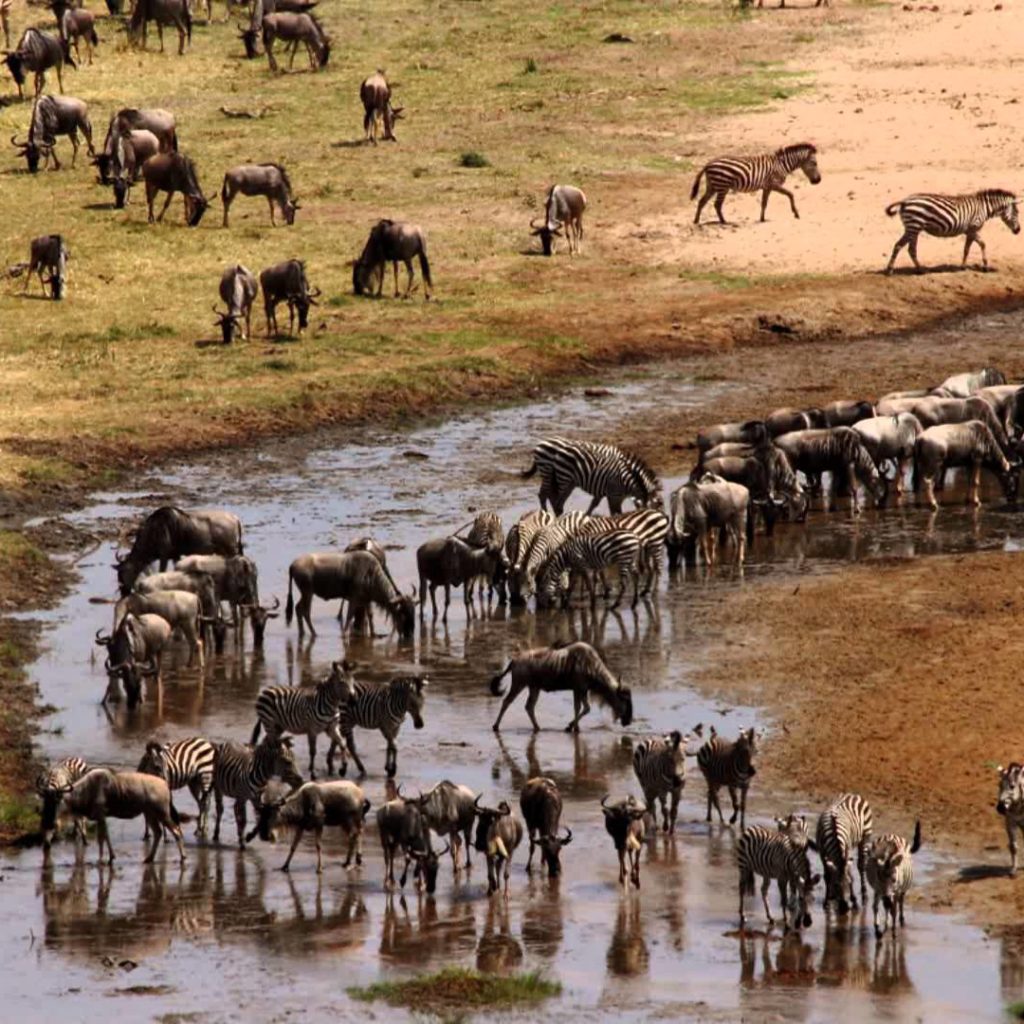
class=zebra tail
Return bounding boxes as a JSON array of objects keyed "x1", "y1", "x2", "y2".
[
  {"x1": 884, "y1": 202, "x2": 902, "y2": 217},
  {"x1": 520, "y1": 459, "x2": 538, "y2": 480},
  {"x1": 489, "y1": 662, "x2": 513, "y2": 696},
  {"x1": 910, "y1": 819, "x2": 922, "y2": 854},
  {"x1": 285, "y1": 572, "x2": 294, "y2": 625},
  {"x1": 689, "y1": 167, "x2": 706, "y2": 201},
  {"x1": 251, "y1": 718, "x2": 263, "y2": 745},
  {"x1": 740, "y1": 867, "x2": 755, "y2": 897}
]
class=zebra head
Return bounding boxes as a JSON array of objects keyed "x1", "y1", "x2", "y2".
[
  {"x1": 996, "y1": 763, "x2": 1024, "y2": 817},
  {"x1": 784, "y1": 853, "x2": 820, "y2": 931},
  {"x1": 400, "y1": 674, "x2": 428, "y2": 729},
  {"x1": 998, "y1": 194, "x2": 1020, "y2": 236}
]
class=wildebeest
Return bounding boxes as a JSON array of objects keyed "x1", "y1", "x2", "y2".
[
  {"x1": 4, "y1": 28, "x2": 73, "y2": 100},
  {"x1": 285, "y1": 551, "x2": 416, "y2": 639},
  {"x1": 11, "y1": 95, "x2": 92, "y2": 173},
  {"x1": 352, "y1": 219, "x2": 432, "y2": 300},
  {"x1": 601, "y1": 794, "x2": 646, "y2": 888},
  {"x1": 474, "y1": 797, "x2": 524, "y2": 898},
  {"x1": 361, "y1": 70, "x2": 402, "y2": 143},
  {"x1": 259, "y1": 259, "x2": 319, "y2": 336},
  {"x1": 531, "y1": 184, "x2": 587, "y2": 256},
  {"x1": 416, "y1": 535, "x2": 506, "y2": 620},
  {"x1": 95, "y1": 613, "x2": 172, "y2": 708},
  {"x1": 415, "y1": 781, "x2": 477, "y2": 874},
  {"x1": 977, "y1": 384, "x2": 1024, "y2": 437},
  {"x1": 667, "y1": 478, "x2": 749, "y2": 568},
  {"x1": 377, "y1": 794, "x2": 443, "y2": 894},
  {"x1": 21, "y1": 234, "x2": 69, "y2": 300},
  {"x1": 129, "y1": 0, "x2": 192, "y2": 55},
  {"x1": 142, "y1": 152, "x2": 208, "y2": 226},
  {"x1": 913, "y1": 421, "x2": 1019, "y2": 509},
  {"x1": 489, "y1": 641, "x2": 633, "y2": 733},
  {"x1": 262, "y1": 12, "x2": 329, "y2": 72},
  {"x1": 114, "y1": 589, "x2": 205, "y2": 667},
  {"x1": 221, "y1": 163, "x2": 299, "y2": 227},
  {"x1": 116, "y1": 506, "x2": 244, "y2": 594},
  {"x1": 852, "y1": 413, "x2": 923, "y2": 495},
  {"x1": 134, "y1": 569, "x2": 225, "y2": 649},
  {"x1": 696, "y1": 419, "x2": 768, "y2": 452},
  {"x1": 881, "y1": 395, "x2": 1014, "y2": 456},
  {"x1": 60, "y1": 8, "x2": 98, "y2": 64},
  {"x1": 214, "y1": 263, "x2": 259, "y2": 343},
  {"x1": 822, "y1": 400, "x2": 875, "y2": 428},
  {"x1": 105, "y1": 129, "x2": 160, "y2": 208},
  {"x1": 765, "y1": 407, "x2": 824, "y2": 437},
  {"x1": 97, "y1": 109, "x2": 177, "y2": 182},
  {"x1": 938, "y1": 367, "x2": 1005, "y2": 397},
  {"x1": 519, "y1": 777, "x2": 572, "y2": 876}
]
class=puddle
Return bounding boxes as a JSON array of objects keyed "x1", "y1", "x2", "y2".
[{"x1": 2, "y1": 356, "x2": 1020, "y2": 1022}]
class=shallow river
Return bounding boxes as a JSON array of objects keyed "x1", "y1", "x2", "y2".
[{"x1": 2, "y1": 357, "x2": 1022, "y2": 1023}]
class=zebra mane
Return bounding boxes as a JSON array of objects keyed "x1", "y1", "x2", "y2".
[
  {"x1": 980, "y1": 188, "x2": 1017, "y2": 211},
  {"x1": 622, "y1": 449, "x2": 659, "y2": 496},
  {"x1": 778, "y1": 142, "x2": 816, "y2": 161}
]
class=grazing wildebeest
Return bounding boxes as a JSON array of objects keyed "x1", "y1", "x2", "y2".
[
  {"x1": 765, "y1": 407, "x2": 824, "y2": 437},
  {"x1": 129, "y1": 0, "x2": 192, "y2": 55},
  {"x1": 178, "y1": 552, "x2": 260, "y2": 620},
  {"x1": 134, "y1": 569, "x2": 226, "y2": 650},
  {"x1": 214, "y1": 263, "x2": 259, "y2": 343},
  {"x1": 4, "y1": 28, "x2": 73, "y2": 100},
  {"x1": 221, "y1": 163, "x2": 299, "y2": 227},
  {"x1": 115, "y1": 506, "x2": 244, "y2": 594},
  {"x1": 105, "y1": 129, "x2": 160, "y2": 207},
  {"x1": 94, "y1": 613, "x2": 172, "y2": 708},
  {"x1": 22, "y1": 234, "x2": 69, "y2": 300},
  {"x1": 239, "y1": 0, "x2": 319, "y2": 56},
  {"x1": 938, "y1": 367, "x2": 1005, "y2": 397},
  {"x1": 114, "y1": 589, "x2": 206, "y2": 667},
  {"x1": 667, "y1": 478, "x2": 750, "y2": 567},
  {"x1": 60, "y1": 8, "x2": 98, "y2": 64},
  {"x1": 377, "y1": 794, "x2": 444, "y2": 894},
  {"x1": 696, "y1": 420, "x2": 768, "y2": 452},
  {"x1": 698, "y1": 443, "x2": 808, "y2": 527},
  {"x1": 531, "y1": 184, "x2": 587, "y2": 256},
  {"x1": 361, "y1": 70, "x2": 402, "y2": 143},
  {"x1": 852, "y1": 413, "x2": 923, "y2": 495},
  {"x1": 352, "y1": 219, "x2": 432, "y2": 300},
  {"x1": 978, "y1": 384, "x2": 1024, "y2": 438},
  {"x1": 142, "y1": 152, "x2": 208, "y2": 226},
  {"x1": 774, "y1": 427, "x2": 887, "y2": 512},
  {"x1": 913, "y1": 421, "x2": 1019, "y2": 509},
  {"x1": 259, "y1": 259, "x2": 319, "y2": 336},
  {"x1": 285, "y1": 551, "x2": 416, "y2": 639},
  {"x1": 97, "y1": 109, "x2": 178, "y2": 181},
  {"x1": 489, "y1": 641, "x2": 633, "y2": 733},
  {"x1": 262, "y1": 12, "x2": 329, "y2": 72},
  {"x1": 11, "y1": 95, "x2": 93, "y2": 172}
]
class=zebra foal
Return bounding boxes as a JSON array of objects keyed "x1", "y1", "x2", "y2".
[
  {"x1": 884, "y1": 189, "x2": 1020, "y2": 274},
  {"x1": 577, "y1": 508, "x2": 669, "y2": 596},
  {"x1": 737, "y1": 814, "x2": 819, "y2": 931},
  {"x1": 696, "y1": 726, "x2": 758, "y2": 829},
  {"x1": 137, "y1": 737, "x2": 216, "y2": 838},
  {"x1": 816, "y1": 792, "x2": 873, "y2": 914},
  {"x1": 691, "y1": 143, "x2": 820, "y2": 225},
  {"x1": 866, "y1": 820, "x2": 921, "y2": 938},
  {"x1": 996, "y1": 763, "x2": 1024, "y2": 875}
]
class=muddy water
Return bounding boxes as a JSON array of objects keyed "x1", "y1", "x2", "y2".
[{"x1": 3, "y1": 364, "x2": 1021, "y2": 1022}]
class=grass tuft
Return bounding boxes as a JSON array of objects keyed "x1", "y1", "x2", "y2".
[
  {"x1": 524, "y1": 57, "x2": 538, "y2": 73},
  {"x1": 459, "y1": 151, "x2": 491, "y2": 169}
]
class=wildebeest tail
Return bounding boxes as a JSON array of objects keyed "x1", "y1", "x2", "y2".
[
  {"x1": 170, "y1": 128, "x2": 179, "y2": 152},
  {"x1": 489, "y1": 662, "x2": 513, "y2": 696},
  {"x1": 418, "y1": 251, "x2": 432, "y2": 290},
  {"x1": 885, "y1": 202, "x2": 902, "y2": 217},
  {"x1": 285, "y1": 571, "x2": 294, "y2": 625},
  {"x1": 690, "y1": 166, "x2": 706, "y2": 201},
  {"x1": 90, "y1": 27, "x2": 99, "y2": 46}
]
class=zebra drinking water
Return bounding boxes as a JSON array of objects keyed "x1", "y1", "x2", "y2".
[
  {"x1": 37, "y1": 756, "x2": 90, "y2": 850},
  {"x1": 816, "y1": 792, "x2": 874, "y2": 914},
  {"x1": 737, "y1": 814, "x2": 819, "y2": 931},
  {"x1": 691, "y1": 143, "x2": 821, "y2": 225},
  {"x1": 537, "y1": 529, "x2": 642, "y2": 609}
]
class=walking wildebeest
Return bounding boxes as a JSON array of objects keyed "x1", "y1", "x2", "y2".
[
  {"x1": 351, "y1": 220, "x2": 432, "y2": 300},
  {"x1": 937, "y1": 367, "x2": 1005, "y2": 397},
  {"x1": 259, "y1": 259, "x2": 319, "y2": 336},
  {"x1": 667, "y1": 478, "x2": 750, "y2": 567},
  {"x1": 21, "y1": 234, "x2": 69, "y2": 300},
  {"x1": 142, "y1": 152, "x2": 208, "y2": 226},
  {"x1": 531, "y1": 184, "x2": 587, "y2": 256},
  {"x1": 261, "y1": 12, "x2": 329, "y2": 72},
  {"x1": 10, "y1": 94, "x2": 93, "y2": 173},
  {"x1": 360, "y1": 70, "x2": 402, "y2": 143},
  {"x1": 60, "y1": 8, "x2": 99, "y2": 65},
  {"x1": 215, "y1": 264, "x2": 259, "y2": 343},
  {"x1": 105, "y1": 129, "x2": 160, "y2": 207},
  {"x1": 129, "y1": 0, "x2": 192, "y2": 55},
  {"x1": 221, "y1": 163, "x2": 298, "y2": 227},
  {"x1": 4, "y1": 28, "x2": 73, "y2": 100}
]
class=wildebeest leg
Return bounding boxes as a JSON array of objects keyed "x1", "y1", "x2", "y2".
[
  {"x1": 1006, "y1": 816, "x2": 1018, "y2": 875},
  {"x1": 847, "y1": 464, "x2": 859, "y2": 513},
  {"x1": 155, "y1": 190, "x2": 176, "y2": 223},
  {"x1": 492, "y1": 677, "x2": 526, "y2": 731},
  {"x1": 266, "y1": 39, "x2": 278, "y2": 72},
  {"x1": 288, "y1": 39, "x2": 298, "y2": 69},
  {"x1": 392, "y1": 261, "x2": 400, "y2": 297},
  {"x1": 213, "y1": 790, "x2": 224, "y2": 844},
  {"x1": 524, "y1": 686, "x2": 543, "y2": 731},
  {"x1": 298, "y1": 590, "x2": 316, "y2": 637},
  {"x1": 442, "y1": 583, "x2": 451, "y2": 622},
  {"x1": 96, "y1": 814, "x2": 116, "y2": 864},
  {"x1": 267, "y1": 196, "x2": 276, "y2": 226},
  {"x1": 280, "y1": 824, "x2": 303, "y2": 871},
  {"x1": 177, "y1": 20, "x2": 187, "y2": 56},
  {"x1": 404, "y1": 259, "x2": 415, "y2": 297},
  {"x1": 156, "y1": 21, "x2": 165, "y2": 52},
  {"x1": 970, "y1": 461, "x2": 982, "y2": 505},
  {"x1": 923, "y1": 475, "x2": 938, "y2": 510}
]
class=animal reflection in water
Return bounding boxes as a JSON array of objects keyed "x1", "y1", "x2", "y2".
[
  {"x1": 477, "y1": 898, "x2": 524, "y2": 972},
  {"x1": 606, "y1": 897, "x2": 649, "y2": 977},
  {"x1": 379, "y1": 893, "x2": 476, "y2": 965}
]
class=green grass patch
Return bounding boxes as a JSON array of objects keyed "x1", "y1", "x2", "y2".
[
  {"x1": 0, "y1": 794, "x2": 38, "y2": 835},
  {"x1": 348, "y1": 968, "x2": 561, "y2": 1015},
  {"x1": 0, "y1": 532, "x2": 47, "y2": 571},
  {"x1": 459, "y1": 151, "x2": 491, "y2": 168}
]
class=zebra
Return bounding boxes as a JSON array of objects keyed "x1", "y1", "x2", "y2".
[
  {"x1": 212, "y1": 736, "x2": 303, "y2": 847},
  {"x1": 737, "y1": 815, "x2": 820, "y2": 931},
  {"x1": 521, "y1": 437, "x2": 661, "y2": 516},
  {"x1": 250, "y1": 659, "x2": 355, "y2": 777},
  {"x1": 326, "y1": 675, "x2": 429, "y2": 778},
  {"x1": 513, "y1": 510, "x2": 586, "y2": 600},
  {"x1": 995, "y1": 763, "x2": 1024, "y2": 875},
  {"x1": 37, "y1": 756, "x2": 89, "y2": 850},
  {"x1": 884, "y1": 189, "x2": 1020, "y2": 274},
  {"x1": 696, "y1": 726, "x2": 758, "y2": 829},
  {"x1": 537, "y1": 529, "x2": 642, "y2": 609},
  {"x1": 137, "y1": 737, "x2": 216, "y2": 839},
  {"x1": 816, "y1": 793, "x2": 874, "y2": 914},
  {"x1": 691, "y1": 143, "x2": 821, "y2": 225},
  {"x1": 459, "y1": 509, "x2": 506, "y2": 599},
  {"x1": 577, "y1": 508, "x2": 669, "y2": 595},
  {"x1": 866, "y1": 821, "x2": 922, "y2": 938},
  {"x1": 632, "y1": 727, "x2": 702, "y2": 833}
]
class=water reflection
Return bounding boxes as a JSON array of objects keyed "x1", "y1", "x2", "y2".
[
  {"x1": 476, "y1": 898, "x2": 523, "y2": 972},
  {"x1": 606, "y1": 896, "x2": 648, "y2": 977}
]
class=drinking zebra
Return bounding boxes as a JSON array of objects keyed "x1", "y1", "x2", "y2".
[
  {"x1": 577, "y1": 508, "x2": 669, "y2": 595},
  {"x1": 996, "y1": 763, "x2": 1024, "y2": 875},
  {"x1": 250, "y1": 659, "x2": 355, "y2": 777},
  {"x1": 521, "y1": 437, "x2": 661, "y2": 516},
  {"x1": 37, "y1": 756, "x2": 89, "y2": 850},
  {"x1": 691, "y1": 143, "x2": 820, "y2": 225},
  {"x1": 537, "y1": 529, "x2": 642, "y2": 609},
  {"x1": 212, "y1": 736, "x2": 303, "y2": 847},
  {"x1": 326, "y1": 674, "x2": 428, "y2": 778},
  {"x1": 137, "y1": 737, "x2": 216, "y2": 839},
  {"x1": 816, "y1": 792, "x2": 873, "y2": 914},
  {"x1": 632, "y1": 727, "x2": 702, "y2": 833},
  {"x1": 696, "y1": 726, "x2": 758, "y2": 829},
  {"x1": 737, "y1": 814, "x2": 819, "y2": 931},
  {"x1": 884, "y1": 189, "x2": 1020, "y2": 273},
  {"x1": 866, "y1": 821, "x2": 922, "y2": 938},
  {"x1": 512, "y1": 510, "x2": 586, "y2": 600}
]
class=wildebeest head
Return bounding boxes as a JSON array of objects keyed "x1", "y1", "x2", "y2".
[
  {"x1": 246, "y1": 596, "x2": 281, "y2": 646},
  {"x1": 600, "y1": 794, "x2": 646, "y2": 849},
  {"x1": 10, "y1": 133, "x2": 49, "y2": 174},
  {"x1": 388, "y1": 592, "x2": 416, "y2": 639},
  {"x1": 283, "y1": 195, "x2": 300, "y2": 226},
  {"x1": 185, "y1": 193, "x2": 209, "y2": 228},
  {"x1": 351, "y1": 258, "x2": 378, "y2": 296},
  {"x1": 997, "y1": 763, "x2": 1024, "y2": 817},
  {"x1": 530, "y1": 216, "x2": 561, "y2": 256},
  {"x1": 3, "y1": 53, "x2": 26, "y2": 89},
  {"x1": 238, "y1": 24, "x2": 260, "y2": 59},
  {"x1": 114, "y1": 552, "x2": 143, "y2": 595},
  {"x1": 288, "y1": 284, "x2": 319, "y2": 331},
  {"x1": 538, "y1": 826, "x2": 572, "y2": 876},
  {"x1": 614, "y1": 686, "x2": 634, "y2": 728},
  {"x1": 214, "y1": 304, "x2": 242, "y2": 345},
  {"x1": 92, "y1": 151, "x2": 114, "y2": 184},
  {"x1": 473, "y1": 797, "x2": 512, "y2": 854}
]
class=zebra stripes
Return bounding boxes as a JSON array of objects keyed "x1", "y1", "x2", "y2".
[
  {"x1": 137, "y1": 737, "x2": 216, "y2": 838},
  {"x1": 632, "y1": 730, "x2": 687, "y2": 833},
  {"x1": 577, "y1": 508, "x2": 669, "y2": 595},
  {"x1": 816, "y1": 792, "x2": 873, "y2": 914},
  {"x1": 996, "y1": 763, "x2": 1024, "y2": 875},
  {"x1": 696, "y1": 727, "x2": 757, "y2": 829},
  {"x1": 251, "y1": 660, "x2": 354, "y2": 776},
  {"x1": 866, "y1": 821, "x2": 921, "y2": 938},
  {"x1": 37, "y1": 756, "x2": 89, "y2": 849},
  {"x1": 522, "y1": 437, "x2": 660, "y2": 516},
  {"x1": 538, "y1": 529, "x2": 642, "y2": 608},
  {"x1": 885, "y1": 189, "x2": 1020, "y2": 273},
  {"x1": 737, "y1": 815, "x2": 818, "y2": 930},
  {"x1": 513, "y1": 510, "x2": 585, "y2": 599},
  {"x1": 691, "y1": 143, "x2": 820, "y2": 225}
]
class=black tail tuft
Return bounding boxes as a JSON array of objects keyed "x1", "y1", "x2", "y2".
[
  {"x1": 489, "y1": 663, "x2": 511, "y2": 696},
  {"x1": 520, "y1": 459, "x2": 538, "y2": 480},
  {"x1": 910, "y1": 819, "x2": 922, "y2": 854},
  {"x1": 690, "y1": 167, "x2": 705, "y2": 201}
]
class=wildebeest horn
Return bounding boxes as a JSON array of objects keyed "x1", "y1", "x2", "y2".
[
  {"x1": 10, "y1": 134, "x2": 27, "y2": 149},
  {"x1": 562, "y1": 826, "x2": 573, "y2": 842},
  {"x1": 95, "y1": 629, "x2": 111, "y2": 645},
  {"x1": 474, "y1": 793, "x2": 483, "y2": 809},
  {"x1": 600, "y1": 794, "x2": 611, "y2": 809},
  {"x1": 269, "y1": 596, "x2": 281, "y2": 610},
  {"x1": 436, "y1": 840, "x2": 450, "y2": 857}
]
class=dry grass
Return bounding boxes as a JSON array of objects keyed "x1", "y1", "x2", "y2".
[{"x1": 0, "y1": 0, "x2": 840, "y2": 489}]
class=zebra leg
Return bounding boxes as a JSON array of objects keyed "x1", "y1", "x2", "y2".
[
  {"x1": 713, "y1": 192, "x2": 727, "y2": 225},
  {"x1": 213, "y1": 790, "x2": 224, "y2": 844},
  {"x1": 779, "y1": 878, "x2": 790, "y2": 931},
  {"x1": 710, "y1": 784, "x2": 726, "y2": 825},
  {"x1": 777, "y1": 185, "x2": 799, "y2": 220},
  {"x1": 760, "y1": 188, "x2": 771, "y2": 222},
  {"x1": 761, "y1": 876, "x2": 774, "y2": 925},
  {"x1": 975, "y1": 233, "x2": 988, "y2": 270},
  {"x1": 307, "y1": 733, "x2": 318, "y2": 778},
  {"x1": 346, "y1": 728, "x2": 366, "y2": 777},
  {"x1": 188, "y1": 780, "x2": 206, "y2": 839},
  {"x1": 694, "y1": 187, "x2": 713, "y2": 225},
  {"x1": 1006, "y1": 816, "x2": 1018, "y2": 875},
  {"x1": 234, "y1": 799, "x2": 249, "y2": 848},
  {"x1": 885, "y1": 231, "x2": 911, "y2": 274},
  {"x1": 385, "y1": 736, "x2": 398, "y2": 778},
  {"x1": 857, "y1": 841, "x2": 868, "y2": 904},
  {"x1": 873, "y1": 889, "x2": 884, "y2": 938},
  {"x1": 908, "y1": 233, "x2": 923, "y2": 273},
  {"x1": 281, "y1": 826, "x2": 303, "y2": 871},
  {"x1": 727, "y1": 785, "x2": 740, "y2": 825},
  {"x1": 898, "y1": 893, "x2": 906, "y2": 928}
]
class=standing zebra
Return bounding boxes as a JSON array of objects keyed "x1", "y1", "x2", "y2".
[
  {"x1": 632, "y1": 726, "x2": 702, "y2": 833},
  {"x1": 537, "y1": 529, "x2": 642, "y2": 609},
  {"x1": 137, "y1": 737, "x2": 216, "y2": 839},
  {"x1": 995, "y1": 763, "x2": 1024, "y2": 875},
  {"x1": 884, "y1": 189, "x2": 1020, "y2": 274},
  {"x1": 816, "y1": 792, "x2": 874, "y2": 914},
  {"x1": 691, "y1": 143, "x2": 821, "y2": 225},
  {"x1": 866, "y1": 821, "x2": 922, "y2": 938},
  {"x1": 250, "y1": 659, "x2": 355, "y2": 777},
  {"x1": 696, "y1": 726, "x2": 758, "y2": 829},
  {"x1": 577, "y1": 508, "x2": 669, "y2": 595},
  {"x1": 326, "y1": 674, "x2": 428, "y2": 778},
  {"x1": 521, "y1": 437, "x2": 661, "y2": 516},
  {"x1": 212, "y1": 736, "x2": 303, "y2": 847},
  {"x1": 37, "y1": 756, "x2": 90, "y2": 850},
  {"x1": 737, "y1": 814, "x2": 820, "y2": 931}
]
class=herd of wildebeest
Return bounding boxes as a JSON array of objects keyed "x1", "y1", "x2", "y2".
[{"x1": 32, "y1": 360, "x2": 1024, "y2": 938}]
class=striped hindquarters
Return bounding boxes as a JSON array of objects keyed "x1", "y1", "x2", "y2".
[
  {"x1": 700, "y1": 154, "x2": 779, "y2": 195},
  {"x1": 816, "y1": 792, "x2": 873, "y2": 866},
  {"x1": 532, "y1": 437, "x2": 657, "y2": 507},
  {"x1": 558, "y1": 530, "x2": 642, "y2": 575},
  {"x1": 255, "y1": 683, "x2": 333, "y2": 736},
  {"x1": 697, "y1": 733, "x2": 755, "y2": 791},
  {"x1": 889, "y1": 193, "x2": 993, "y2": 238},
  {"x1": 737, "y1": 826, "x2": 793, "y2": 888},
  {"x1": 466, "y1": 510, "x2": 503, "y2": 550},
  {"x1": 213, "y1": 741, "x2": 258, "y2": 800},
  {"x1": 142, "y1": 737, "x2": 215, "y2": 793}
]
